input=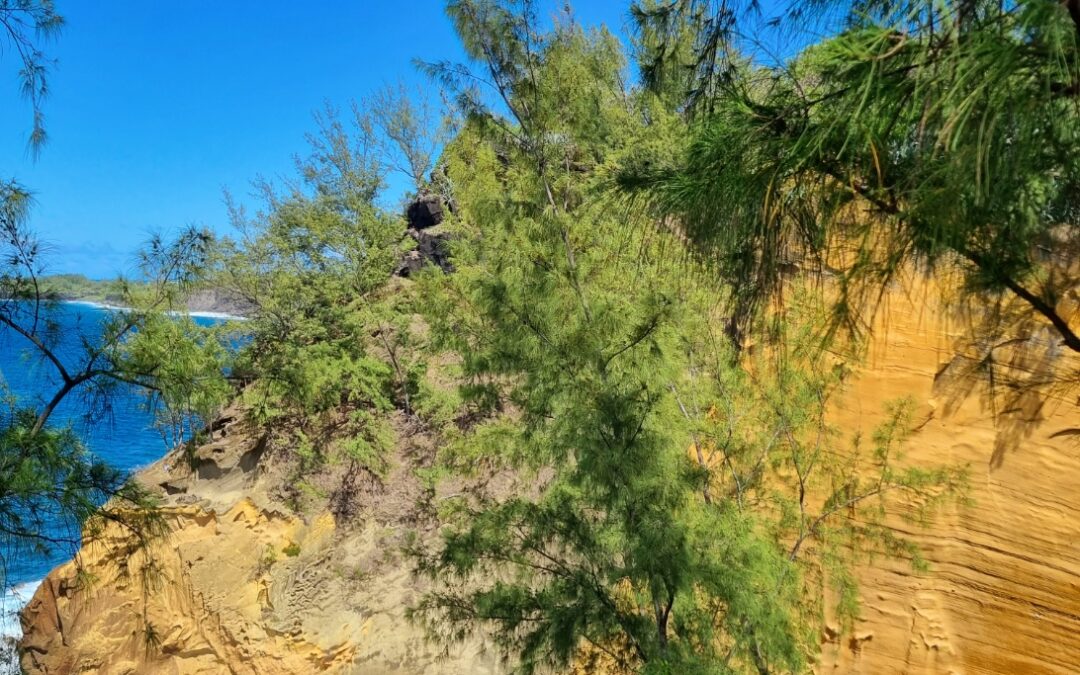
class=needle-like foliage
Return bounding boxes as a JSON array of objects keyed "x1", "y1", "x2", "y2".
[
  {"x1": 409, "y1": 4, "x2": 965, "y2": 673},
  {"x1": 1, "y1": 0, "x2": 64, "y2": 154},
  {"x1": 625, "y1": 0, "x2": 1080, "y2": 356}
]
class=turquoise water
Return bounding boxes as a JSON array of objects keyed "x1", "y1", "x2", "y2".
[{"x1": 0, "y1": 302, "x2": 218, "y2": 649}]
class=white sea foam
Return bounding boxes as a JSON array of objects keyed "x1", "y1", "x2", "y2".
[
  {"x1": 0, "y1": 579, "x2": 41, "y2": 639},
  {"x1": 0, "y1": 643, "x2": 13, "y2": 675},
  {"x1": 0, "y1": 579, "x2": 42, "y2": 673},
  {"x1": 63, "y1": 299, "x2": 127, "y2": 311},
  {"x1": 166, "y1": 309, "x2": 249, "y2": 321},
  {"x1": 63, "y1": 300, "x2": 248, "y2": 321}
]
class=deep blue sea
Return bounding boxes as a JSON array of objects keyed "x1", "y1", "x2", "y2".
[{"x1": 0, "y1": 302, "x2": 220, "y2": 651}]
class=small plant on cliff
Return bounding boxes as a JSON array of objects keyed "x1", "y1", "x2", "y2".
[
  {"x1": 258, "y1": 543, "x2": 278, "y2": 572},
  {"x1": 142, "y1": 621, "x2": 162, "y2": 655},
  {"x1": 72, "y1": 566, "x2": 99, "y2": 592}
]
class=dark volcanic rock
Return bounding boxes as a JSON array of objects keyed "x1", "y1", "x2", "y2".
[
  {"x1": 414, "y1": 229, "x2": 454, "y2": 274},
  {"x1": 405, "y1": 193, "x2": 444, "y2": 230},
  {"x1": 396, "y1": 250, "x2": 426, "y2": 277},
  {"x1": 396, "y1": 228, "x2": 455, "y2": 277}
]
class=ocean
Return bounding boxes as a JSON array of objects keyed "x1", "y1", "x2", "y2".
[{"x1": 0, "y1": 301, "x2": 223, "y2": 668}]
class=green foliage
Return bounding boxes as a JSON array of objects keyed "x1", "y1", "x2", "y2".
[
  {"x1": 36, "y1": 274, "x2": 126, "y2": 304},
  {"x1": 282, "y1": 541, "x2": 301, "y2": 558},
  {"x1": 1, "y1": 0, "x2": 65, "y2": 153},
  {"x1": 358, "y1": 81, "x2": 450, "y2": 194},
  {"x1": 412, "y1": 8, "x2": 805, "y2": 673},
  {"x1": 628, "y1": 0, "x2": 1080, "y2": 355},
  {"x1": 119, "y1": 311, "x2": 234, "y2": 448},
  {"x1": 200, "y1": 89, "x2": 478, "y2": 507},
  {"x1": 408, "y1": 4, "x2": 969, "y2": 673},
  {"x1": 209, "y1": 104, "x2": 430, "y2": 485},
  {"x1": 0, "y1": 403, "x2": 163, "y2": 572},
  {"x1": 631, "y1": 0, "x2": 730, "y2": 113},
  {"x1": 1, "y1": 205, "x2": 226, "y2": 582},
  {"x1": 686, "y1": 306, "x2": 969, "y2": 632}
]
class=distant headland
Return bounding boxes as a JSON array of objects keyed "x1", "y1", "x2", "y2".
[{"x1": 39, "y1": 274, "x2": 252, "y2": 320}]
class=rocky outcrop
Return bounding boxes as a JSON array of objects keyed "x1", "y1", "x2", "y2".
[
  {"x1": 183, "y1": 288, "x2": 255, "y2": 318},
  {"x1": 21, "y1": 501, "x2": 352, "y2": 675},
  {"x1": 405, "y1": 193, "x2": 444, "y2": 231},
  {"x1": 20, "y1": 416, "x2": 501, "y2": 675},
  {"x1": 18, "y1": 277, "x2": 1080, "y2": 674},
  {"x1": 397, "y1": 228, "x2": 454, "y2": 278},
  {"x1": 396, "y1": 193, "x2": 454, "y2": 278}
]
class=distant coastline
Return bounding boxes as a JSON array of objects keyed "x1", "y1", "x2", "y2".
[
  {"x1": 37, "y1": 275, "x2": 253, "y2": 320},
  {"x1": 63, "y1": 299, "x2": 249, "y2": 321}
]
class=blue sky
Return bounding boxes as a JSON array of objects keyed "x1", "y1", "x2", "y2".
[{"x1": 1, "y1": 1, "x2": 638, "y2": 278}]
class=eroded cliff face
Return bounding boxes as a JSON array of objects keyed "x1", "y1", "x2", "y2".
[
  {"x1": 19, "y1": 417, "x2": 502, "y2": 675},
  {"x1": 815, "y1": 281, "x2": 1080, "y2": 674},
  {"x1": 18, "y1": 280, "x2": 1080, "y2": 674}
]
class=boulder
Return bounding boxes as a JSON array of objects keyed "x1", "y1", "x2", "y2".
[
  {"x1": 413, "y1": 228, "x2": 454, "y2": 274},
  {"x1": 396, "y1": 250, "x2": 426, "y2": 278},
  {"x1": 396, "y1": 228, "x2": 455, "y2": 277},
  {"x1": 405, "y1": 193, "x2": 444, "y2": 230}
]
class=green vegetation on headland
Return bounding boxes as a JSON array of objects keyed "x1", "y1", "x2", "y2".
[
  {"x1": 4, "y1": 1, "x2": 1080, "y2": 673},
  {"x1": 25, "y1": 273, "x2": 253, "y2": 317},
  {"x1": 37, "y1": 274, "x2": 125, "y2": 305}
]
